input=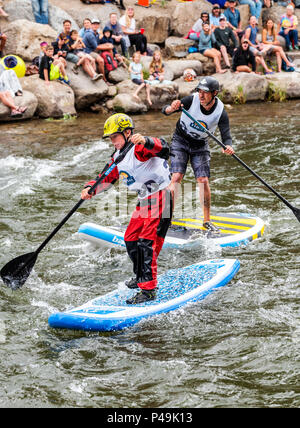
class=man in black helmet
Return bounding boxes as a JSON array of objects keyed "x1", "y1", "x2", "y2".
[{"x1": 162, "y1": 76, "x2": 234, "y2": 233}]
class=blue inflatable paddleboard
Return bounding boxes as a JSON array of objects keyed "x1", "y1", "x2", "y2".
[{"x1": 48, "y1": 259, "x2": 240, "y2": 332}]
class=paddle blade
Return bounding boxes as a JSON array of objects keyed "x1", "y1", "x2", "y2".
[
  {"x1": 1, "y1": 252, "x2": 37, "y2": 290},
  {"x1": 293, "y1": 207, "x2": 300, "y2": 223}
]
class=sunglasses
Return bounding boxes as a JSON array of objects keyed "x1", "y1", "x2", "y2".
[{"x1": 242, "y1": 42, "x2": 249, "y2": 45}]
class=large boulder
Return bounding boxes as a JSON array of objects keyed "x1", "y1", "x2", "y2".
[
  {"x1": 2, "y1": 19, "x2": 57, "y2": 61},
  {"x1": 165, "y1": 59, "x2": 203, "y2": 79},
  {"x1": 171, "y1": 0, "x2": 213, "y2": 37},
  {"x1": 0, "y1": 90, "x2": 38, "y2": 122},
  {"x1": 108, "y1": 66, "x2": 130, "y2": 84},
  {"x1": 53, "y1": 3, "x2": 119, "y2": 29},
  {"x1": 3, "y1": 0, "x2": 79, "y2": 32},
  {"x1": 135, "y1": 14, "x2": 170, "y2": 44},
  {"x1": 107, "y1": 93, "x2": 148, "y2": 114},
  {"x1": 173, "y1": 77, "x2": 200, "y2": 98},
  {"x1": 113, "y1": 79, "x2": 179, "y2": 112},
  {"x1": 165, "y1": 37, "x2": 195, "y2": 58},
  {"x1": 20, "y1": 74, "x2": 76, "y2": 117},
  {"x1": 186, "y1": 52, "x2": 216, "y2": 75},
  {"x1": 265, "y1": 72, "x2": 300, "y2": 99},
  {"x1": 217, "y1": 71, "x2": 268, "y2": 103},
  {"x1": 67, "y1": 67, "x2": 109, "y2": 110}
]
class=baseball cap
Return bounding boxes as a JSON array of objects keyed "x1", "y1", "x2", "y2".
[{"x1": 91, "y1": 18, "x2": 100, "y2": 24}]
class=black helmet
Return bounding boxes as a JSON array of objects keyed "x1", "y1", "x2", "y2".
[{"x1": 196, "y1": 76, "x2": 220, "y2": 93}]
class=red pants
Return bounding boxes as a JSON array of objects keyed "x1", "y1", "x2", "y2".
[{"x1": 124, "y1": 189, "x2": 172, "y2": 290}]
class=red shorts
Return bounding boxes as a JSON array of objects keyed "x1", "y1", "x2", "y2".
[{"x1": 124, "y1": 188, "x2": 172, "y2": 290}]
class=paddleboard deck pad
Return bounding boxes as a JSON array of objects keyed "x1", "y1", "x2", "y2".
[
  {"x1": 77, "y1": 213, "x2": 264, "y2": 249},
  {"x1": 48, "y1": 259, "x2": 240, "y2": 332}
]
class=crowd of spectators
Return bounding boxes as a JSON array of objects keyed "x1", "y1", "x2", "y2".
[
  {"x1": 187, "y1": 1, "x2": 299, "y2": 74},
  {"x1": 0, "y1": 0, "x2": 300, "y2": 116}
]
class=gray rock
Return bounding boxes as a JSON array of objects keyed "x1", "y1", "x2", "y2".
[
  {"x1": 108, "y1": 66, "x2": 130, "y2": 84},
  {"x1": 20, "y1": 74, "x2": 76, "y2": 118},
  {"x1": 165, "y1": 37, "x2": 195, "y2": 59},
  {"x1": 165, "y1": 59, "x2": 203, "y2": 79},
  {"x1": 66, "y1": 67, "x2": 109, "y2": 110},
  {"x1": 109, "y1": 93, "x2": 148, "y2": 113},
  {"x1": 0, "y1": 90, "x2": 38, "y2": 121},
  {"x1": 3, "y1": 19, "x2": 57, "y2": 61},
  {"x1": 217, "y1": 71, "x2": 268, "y2": 103},
  {"x1": 3, "y1": 0, "x2": 78, "y2": 32}
]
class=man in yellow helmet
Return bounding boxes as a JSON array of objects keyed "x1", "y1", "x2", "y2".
[{"x1": 81, "y1": 113, "x2": 172, "y2": 304}]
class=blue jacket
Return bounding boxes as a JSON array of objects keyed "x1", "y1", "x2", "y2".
[{"x1": 82, "y1": 29, "x2": 98, "y2": 54}]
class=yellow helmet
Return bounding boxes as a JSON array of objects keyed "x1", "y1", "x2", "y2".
[{"x1": 103, "y1": 113, "x2": 134, "y2": 138}]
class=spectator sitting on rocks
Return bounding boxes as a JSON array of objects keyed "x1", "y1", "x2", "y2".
[
  {"x1": 78, "y1": 18, "x2": 92, "y2": 38},
  {"x1": 186, "y1": 12, "x2": 211, "y2": 42},
  {"x1": 39, "y1": 44, "x2": 69, "y2": 85},
  {"x1": 59, "y1": 19, "x2": 81, "y2": 66},
  {"x1": 0, "y1": 63, "x2": 23, "y2": 97},
  {"x1": 149, "y1": 50, "x2": 165, "y2": 82},
  {"x1": 119, "y1": 6, "x2": 148, "y2": 55},
  {"x1": 243, "y1": 17, "x2": 274, "y2": 74},
  {"x1": 244, "y1": 16, "x2": 274, "y2": 58},
  {"x1": 238, "y1": 0, "x2": 262, "y2": 21},
  {"x1": 129, "y1": 51, "x2": 152, "y2": 105},
  {"x1": 232, "y1": 39, "x2": 258, "y2": 73},
  {"x1": 105, "y1": 12, "x2": 128, "y2": 58},
  {"x1": 0, "y1": 89, "x2": 27, "y2": 117},
  {"x1": 98, "y1": 27, "x2": 127, "y2": 68},
  {"x1": 31, "y1": 0, "x2": 49, "y2": 25},
  {"x1": 213, "y1": 17, "x2": 239, "y2": 69},
  {"x1": 82, "y1": 19, "x2": 106, "y2": 82},
  {"x1": 224, "y1": 0, "x2": 244, "y2": 40},
  {"x1": 198, "y1": 22, "x2": 227, "y2": 73},
  {"x1": 70, "y1": 29, "x2": 103, "y2": 80},
  {"x1": 262, "y1": 18, "x2": 295, "y2": 71},
  {"x1": 52, "y1": 32, "x2": 69, "y2": 66},
  {"x1": 209, "y1": 5, "x2": 226, "y2": 31},
  {"x1": 37, "y1": 41, "x2": 48, "y2": 67},
  {"x1": 278, "y1": 4, "x2": 299, "y2": 51},
  {"x1": 91, "y1": 18, "x2": 103, "y2": 44},
  {"x1": 185, "y1": 12, "x2": 209, "y2": 42}
]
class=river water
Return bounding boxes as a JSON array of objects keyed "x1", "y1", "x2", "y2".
[{"x1": 0, "y1": 101, "x2": 299, "y2": 408}]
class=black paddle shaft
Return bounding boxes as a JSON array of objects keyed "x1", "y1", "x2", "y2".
[
  {"x1": 182, "y1": 108, "x2": 300, "y2": 222},
  {"x1": 1, "y1": 142, "x2": 134, "y2": 289}
]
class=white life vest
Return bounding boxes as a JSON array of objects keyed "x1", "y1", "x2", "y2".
[
  {"x1": 114, "y1": 146, "x2": 171, "y2": 199},
  {"x1": 179, "y1": 93, "x2": 224, "y2": 140}
]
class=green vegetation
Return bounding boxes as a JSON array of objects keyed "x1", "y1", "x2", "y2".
[
  {"x1": 233, "y1": 85, "x2": 247, "y2": 104},
  {"x1": 266, "y1": 82, "x2": 287, "y2": 102}
]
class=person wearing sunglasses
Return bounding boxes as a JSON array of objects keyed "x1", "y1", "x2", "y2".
[
  {"x1": 186, "y1": 12, "x2": 211, "y2": 42},
  {"x1": 209, "y1": 5, "x2": 225, "y2": 31}
]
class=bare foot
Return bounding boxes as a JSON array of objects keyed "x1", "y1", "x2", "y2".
[
  {"x1": 218, "y1": 69, "x2": 227, "y2": 74},
  {"x1": 147, "y1": 99, "x2": 152, "y2": 106},
  {"x1": 133, "y1": 94, "x2": 141, "y2": 101},
  {"x1": 0, "y1": 8, "x2": 9, "y2": 17},
  {"x1": 17, "y1": 106, "x2": 28, "y2": 114}
]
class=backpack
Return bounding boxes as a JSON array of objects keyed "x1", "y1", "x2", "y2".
[{"x1": 100, "y1": 51, "x2": 118, "y2": 73}]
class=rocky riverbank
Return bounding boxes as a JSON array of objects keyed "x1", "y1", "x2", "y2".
[{"x1": 1, "y1": 0, "x2": 300, "y2": 121}]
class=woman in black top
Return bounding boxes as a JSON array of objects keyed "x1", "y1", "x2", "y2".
[{"x1": 232, "y1": 39, "x2": 257, "y2": 73}]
